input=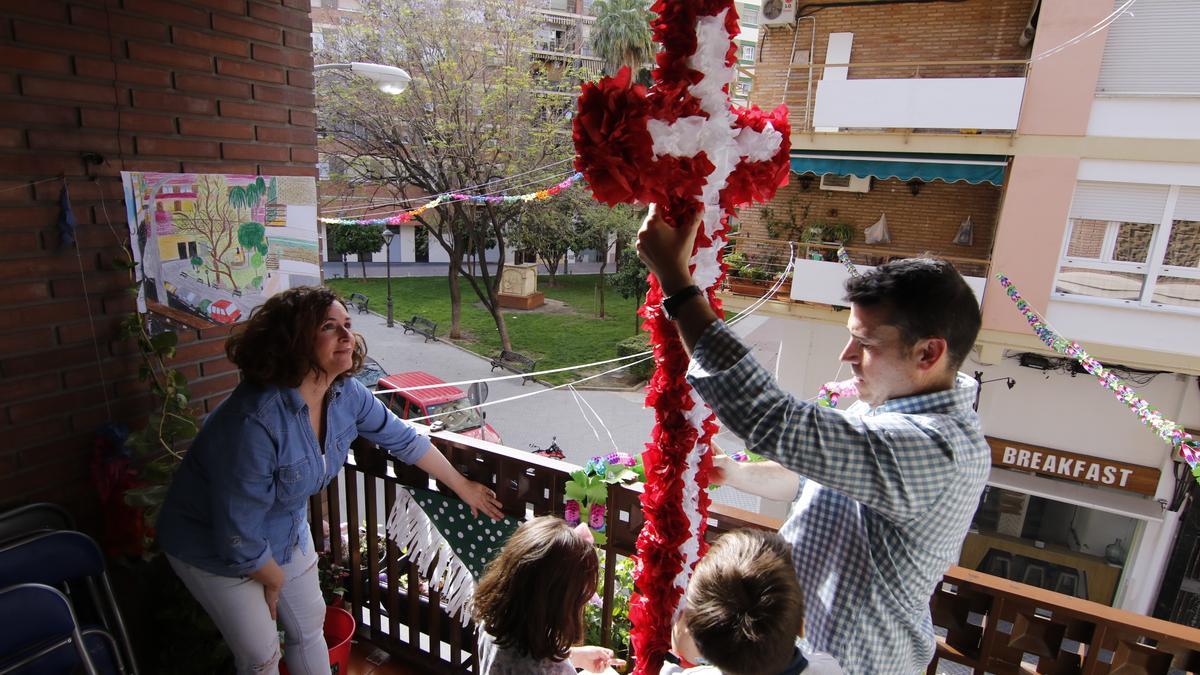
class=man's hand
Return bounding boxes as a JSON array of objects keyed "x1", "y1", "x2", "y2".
[
  {"x1": 710, "y1": 451, "x2": 735, "y2": 486},
  {"x1": 636, "y1": 204, "x2": 701, "y2": 296}
]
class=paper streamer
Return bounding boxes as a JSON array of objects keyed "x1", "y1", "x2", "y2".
[
  {"x1": 996, "y1": 274, "x2": 1200, "y2": 479},
  {"x1": 320, "y1": 172, "x2": 584, "y2": 225}
]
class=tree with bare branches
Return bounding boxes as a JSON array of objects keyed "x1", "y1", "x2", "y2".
[
  {"x1": 317, "y1": 0, "x2": 575, "y2": 350},
  {"x1": 173, "y1": 175, "x2": 240, "y2": 292}
]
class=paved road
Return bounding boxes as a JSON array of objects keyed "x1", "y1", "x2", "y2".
[{"x1": 350, "y1": 308, "x2": 791, "y2": 518}]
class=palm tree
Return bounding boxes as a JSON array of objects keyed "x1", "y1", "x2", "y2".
[{"x1": 590, "y1": 0, "x2": 655, "y2": 78}]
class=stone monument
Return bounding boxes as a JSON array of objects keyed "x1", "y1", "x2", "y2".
[{"x1": 496, "y1": 263, "x2": 544, "y2": 309}]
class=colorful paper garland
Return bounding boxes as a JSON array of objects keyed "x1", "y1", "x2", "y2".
[
  {"x1": 996, "y1": 274, "x2": 1200, "y2": 480},
  {"x1": 319, "y1": 172, "x2": 584, "y2": 226}
]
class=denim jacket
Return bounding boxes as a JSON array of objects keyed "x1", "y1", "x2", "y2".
[{"x1": 157, "y1": 376, "x2": 432, "y2": 577}]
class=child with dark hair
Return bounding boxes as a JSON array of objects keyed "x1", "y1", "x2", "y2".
[
  {"x1": 474, "y1": 516, "x2": 626, "y2": 674},
  {"x1": 663, "y1": 529, "x2": 842, "y2": 675}
]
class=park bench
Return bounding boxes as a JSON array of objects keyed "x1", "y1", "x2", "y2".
[
  {"x1": 490, "y1": 349, "x2": 537, "y2": 385},
  {"x1": 401, "y1": 315, "x2": 438, "y2": 342},
  {"x1": 347, "y1": 293, "x2": 370, "y2": 314}
]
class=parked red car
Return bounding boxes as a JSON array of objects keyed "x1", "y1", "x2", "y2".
[
  {"x1": 376, "y1": 371, "x2": 501, "y2": 444},
  {"x1": 207, "y1": 299, "x2": 242, "y2": 324}
]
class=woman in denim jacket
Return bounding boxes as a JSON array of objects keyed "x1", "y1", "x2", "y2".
[{"x1": 157, "y1": 286, "x2": 503, "y2": 675}]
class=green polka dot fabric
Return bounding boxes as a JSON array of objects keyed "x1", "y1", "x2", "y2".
[{"x1": 405, "y1": 487, "x2": 521, "y2": 579}]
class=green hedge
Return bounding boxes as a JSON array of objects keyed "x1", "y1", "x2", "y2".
[{"x1": 616, "y1": 333, "x2": 653, "y2": 381}]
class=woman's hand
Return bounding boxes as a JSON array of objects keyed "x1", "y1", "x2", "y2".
[
  {"x1": 415, "y1": 448, "x2": 503, "y2": 519},
  {"x1": 454, "y1": 479, "x2": 503, "y2": 520},
  {"x1": 249, "y1": 560, "x2": 286, "y2": 620},
  {"x1": 569, "y1": 645, "x2": 626, "y2": 673}
]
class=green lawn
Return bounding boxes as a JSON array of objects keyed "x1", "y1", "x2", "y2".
[{"x1": 326, "y1": 275, "x2": 646, "y2": 385}]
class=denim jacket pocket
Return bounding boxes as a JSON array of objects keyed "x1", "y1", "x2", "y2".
[{"x1": 275, "y1": 456, "x2": 315, "y2": 505}]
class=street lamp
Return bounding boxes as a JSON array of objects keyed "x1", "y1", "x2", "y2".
[
  {"x1": 314, "y1": 62, "x2": 412, "y2": 95},
  {"x1": 381, "y1": 228, "x2": 395, "y2": 327}
]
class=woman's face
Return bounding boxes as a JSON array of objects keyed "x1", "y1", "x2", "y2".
[{"x1": 312, "y1": 301, "x2": 354, "y2": 379}]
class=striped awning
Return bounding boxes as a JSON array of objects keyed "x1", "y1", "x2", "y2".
[{"x1": 790, "y1": 150, "x2": 1009, "y2": 185}]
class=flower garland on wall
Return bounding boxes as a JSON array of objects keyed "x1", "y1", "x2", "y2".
[
  {"x1": 318, "y1": 172, "x2": 584, "y2": 226},
  {"x1": 997, "y1": 274, "x2": 1200, "y2": 481},
  {"x1": 572, "y1": 0, "x2": 790, "y2": 671}
]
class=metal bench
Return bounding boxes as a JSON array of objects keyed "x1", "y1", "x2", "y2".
[
  {"x1": 489, "y1": 349, "x2": 537, "y2": 385},
  {"x1": 400, "y1": 315, "x2": 438, "y2": 342},
  {"x1": 347, "y1": 292, "x2": 370, "y2": 314}
]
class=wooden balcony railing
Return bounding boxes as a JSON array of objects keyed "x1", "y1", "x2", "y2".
[{"x1": 309, "y1": 433, "x2": 1200, "y2": 674}]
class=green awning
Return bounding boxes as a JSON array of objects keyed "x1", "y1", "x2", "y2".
[{"x1": 790, "y1": 150, "x2": 1008, "y2": 185}]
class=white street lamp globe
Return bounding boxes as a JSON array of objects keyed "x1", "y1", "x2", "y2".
[{"x1": 315, "y1": 62, "x2": 411, "y2": 95}]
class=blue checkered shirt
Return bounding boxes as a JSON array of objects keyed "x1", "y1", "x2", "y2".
[{"x1": 688, "y1": 321, "x2": 989, "y2": 674}]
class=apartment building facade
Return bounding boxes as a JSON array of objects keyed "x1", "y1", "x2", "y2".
[{"x1": 728, "y1": 0, "x2": 1200, "y2": 623}]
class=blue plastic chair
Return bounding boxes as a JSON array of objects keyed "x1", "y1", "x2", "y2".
[
  {"x1": 0, "y1": 531, "x2": 137, "y2": 675},
  {"x1": 0, "y1": 582, "x2": 123, "y2": 675},
  {"x1": 0, "y1": 503, "x2": 74, "y2": 545}
]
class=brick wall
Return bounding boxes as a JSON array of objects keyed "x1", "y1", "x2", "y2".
[
  {"x1": 737, "y1": 176, "x2": 1000, "y2": 269},
  {"x1": 0, "y1": 0, "x2": 317, "y2": 526},
  {"x1": 752, "y1": 0, "x2": 1034, "y2": 127}
]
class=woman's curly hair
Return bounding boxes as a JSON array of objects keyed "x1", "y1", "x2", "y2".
[
  {"x1": 473, "y1": 516, "x2": 598, "y2": 662},
  {"x1": 225, "y1": 286, "x2": 366, "y2": 387}
]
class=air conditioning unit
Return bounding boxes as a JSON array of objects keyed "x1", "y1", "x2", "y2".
[
  {"x1": 819, "y1": 174, "x2": 871, "y2": 193},
  {"x1": 760, "y1": 0, "x2": 796, "y2": 26}
]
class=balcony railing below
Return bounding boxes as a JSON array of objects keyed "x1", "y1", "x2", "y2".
[
  {"x1": 312, "y1": 429, "x2": 1200, "y2": 674},
  {"x1": 723, "y1": 235, "x2": 990, "y2": 308}
]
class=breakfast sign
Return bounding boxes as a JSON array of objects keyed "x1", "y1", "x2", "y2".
[{"x1": 987, "y1": 437, "x2": 1161, "y2": 496}]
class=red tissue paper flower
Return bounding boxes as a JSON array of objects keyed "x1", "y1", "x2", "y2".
[{"x1": 572, "y1": 67, "x2": 655, "y2": 206}]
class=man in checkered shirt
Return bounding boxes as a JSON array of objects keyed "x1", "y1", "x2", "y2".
[{"x1": 637, "y1": 207, "x2": 990, "y2": 674}]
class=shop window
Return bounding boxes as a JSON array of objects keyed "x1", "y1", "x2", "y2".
[{"x1": 963, "y1": 487, "x2": 1138, "y2": 606}]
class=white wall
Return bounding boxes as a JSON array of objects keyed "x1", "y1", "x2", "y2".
[
  {"x1": 1046, "y1": 299, "x2": 1200, "y2": 359},
  {"x1": 813, "y1": 77, "x2": 1026, "y2": 130},
  {"x1": 1087, "y1": 97, "x2": 1200, "y2": 140}
]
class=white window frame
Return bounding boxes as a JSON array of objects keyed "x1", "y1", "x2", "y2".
[
  {"x1": 1054, "y1": 185, "x2": 1200, "y2": 315},
  {"x1": 741, "y1": 44, "x2": 755, "y2": 62}
]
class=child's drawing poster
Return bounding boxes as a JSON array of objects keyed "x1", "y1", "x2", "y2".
[{"x1": 121, "y1": 171, "x2": 320, "y2": 326}]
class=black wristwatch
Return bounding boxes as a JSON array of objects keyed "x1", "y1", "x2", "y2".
[{"x1": 662, "y1": 285, "x2": 703, "y2": 320}]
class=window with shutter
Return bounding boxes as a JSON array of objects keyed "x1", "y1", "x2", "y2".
[{"x1": 1057, "y1": 181, "x2": 1200, "y2": 311}]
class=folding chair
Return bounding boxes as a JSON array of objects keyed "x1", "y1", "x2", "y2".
[
  {"x1": 0, "y1": 503, "x2": 74, "y2": 545},
  {"x1": 0, "y1": 531, "x2": 138, "y2": 675},
  {"x1": 0, "y1": 582, "x2": 121, "y2": 675}
]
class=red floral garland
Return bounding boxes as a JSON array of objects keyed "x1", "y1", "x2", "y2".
[{"x1": 573, "y1": 2, "x2": 790, "y2": 672}]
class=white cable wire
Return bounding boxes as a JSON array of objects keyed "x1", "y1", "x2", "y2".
[
  {"x1": 375, "y1": 247, "x2": 796, "y2": 423},
  {"x1": 571, "y1": 384, "x2": 620, "y2": 453},
  {"x1": 1033, "y1": 0, "x2": 1135, "y2": 61},
  {"x1": 568, "y1": 385, "x2": 602, "y2": 442},
  {"x1": 403, "y1": 354, "x2": 655, "y2": 424},
  {"x1": 372, "y1": 247, "x2": 793, "y2": 397}
]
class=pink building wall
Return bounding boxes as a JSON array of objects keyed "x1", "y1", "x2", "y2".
[
  {"x1": 982, "y1": 155, "x2": 1081, "y2": 333},
  {"x1": 983, "y1": 0, "x2": 1115, "y2": 332},
  {"x1": 1017, "y1": 0, "x2": 1112, "y2": 136}
]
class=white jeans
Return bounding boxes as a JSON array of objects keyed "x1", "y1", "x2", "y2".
[{"x1": 168, "y1": 529, "x2": 331, "y2": 675}]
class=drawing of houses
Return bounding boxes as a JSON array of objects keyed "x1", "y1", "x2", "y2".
[{"x1": 121, "y1": 171, "x2": 320, "y2": 326}]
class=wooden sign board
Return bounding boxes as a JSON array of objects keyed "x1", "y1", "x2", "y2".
[{"x1": 987, "y1": 436, "x2": 1161, "y2": 497}]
